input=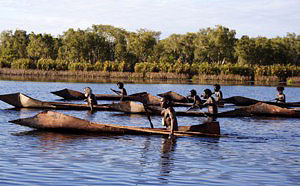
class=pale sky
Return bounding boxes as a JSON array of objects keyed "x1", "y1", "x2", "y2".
[{"x1": 0, "y1": 0, "x2": 299, "y2": 39}]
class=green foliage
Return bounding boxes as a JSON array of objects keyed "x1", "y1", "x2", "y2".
[
  {"x1": 36, "y1": 58, "x2": 56, "y2": 70},
  {"x1": 54, "y1": 59, "x2": 69, "y2": 71},
  {"x1": 0, "y1": 30, "x2": 29, "y2": 61},
  {"x1": 27, "y1": 33, "x2": 57, "y2": 60},
  {"x1": 194, "y1": 25, "x2": 236, "y2": 63},
  {"x1": 94, "y1": 61, "x2": 103, "y2": 71},
  {"x1": 68, "y1": 62, "x2": 94, "y2": 71},
  {"x1": 0, "y1": 25, "x2": 299, "y2": 84},
  {"x1": 11, "y1": 58, "x2": 35, "y2": 69},
  {"x1": 0, "y1": 58, "x2": 11, "y2": 68}
]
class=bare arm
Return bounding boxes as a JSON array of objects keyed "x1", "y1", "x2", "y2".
[{"x1": 111, "y1": 88, "x2": 121, "y2": 95}]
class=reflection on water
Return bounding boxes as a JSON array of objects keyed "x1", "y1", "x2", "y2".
[
  {"x1": 13, "y1": 130, "x2": 122, "y2": 151},
  {"x1": 1, "y1": 81, "x2": 300, "y2": 185},
  {"x1": 159, "y1": 136, "x2": 177, "y2": 181}
]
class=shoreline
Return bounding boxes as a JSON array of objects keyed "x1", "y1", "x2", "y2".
[{"x1": 1, "y1": 68, "x2": 299, "y2": 86}]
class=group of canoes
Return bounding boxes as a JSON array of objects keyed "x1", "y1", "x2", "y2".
[{"x1": 1, "y1": 82, "x2": 299, "y2": 138}]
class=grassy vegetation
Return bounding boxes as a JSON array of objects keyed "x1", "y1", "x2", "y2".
[{"x1": 1, "y1": 62, "x2": 300, "y2": 85}]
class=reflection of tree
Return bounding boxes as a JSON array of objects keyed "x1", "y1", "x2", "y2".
[{"x1": 159, "y1": 136, "x2": 177, "y2": 182}]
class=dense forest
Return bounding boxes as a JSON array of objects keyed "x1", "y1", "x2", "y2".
[{"x1": 0, "y1": 25, "x2": 299, "y2": 80}]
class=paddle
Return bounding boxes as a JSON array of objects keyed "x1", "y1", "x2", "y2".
[
  {"x1": 143, "y1": 103, "x2": 154, "y2": 128},
  {"x1": 186, "y1": 105, "x2": 208, "y2": 117},
  {"x1": 129, "y1": 92, "x2": 154, "y2": 128}
]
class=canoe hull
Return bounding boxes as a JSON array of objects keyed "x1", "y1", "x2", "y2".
[
  {"x1": 0, "y1": 93, "x2": 55, "y2": 108},
  {"x1": 10, "y1": 111, "x2": 220, "y2": 137},
  {"x1": 51, "y1": 88, "x2": 133, "y2": 101},
  {"x1": 0, "y1": 93, "x2": 114, "y2": 111},
  {"x1": 111, "y1": 101, "x2": 300, "y2": 118},
  {"x1": 223, "y1": 96, "x2": 300, "y2": 107}
]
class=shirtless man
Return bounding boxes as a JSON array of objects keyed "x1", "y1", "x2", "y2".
[
  {"x1": 202, "y1": 89, "x2": 218, "y2": 115},
  {"x1": 187, "y1": 89, "x2": 202, "y2": 111},
  {"x1": 83, "y1": 87, "x2": 97, "y2": 111},
  {"x1": 213, "y1": 84, "x2": 223, "y2": 103},
  {"x1": 161, "y1": 96, "x2": 178, "y2": 136},
  {"x1": 111, "y1": 82, "x2": 127, "y2": 101},
  {"x1": 275, "y1": 86, "x2": 286, "y2": 103}
]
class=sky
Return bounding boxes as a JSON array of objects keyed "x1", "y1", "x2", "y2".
[{"x1": 0, "y1": 0, "x2": 299, "y2": 39}]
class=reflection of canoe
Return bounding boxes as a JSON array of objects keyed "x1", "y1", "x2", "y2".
[
  {"x1": 223, "y1": 96, "x2": 300, "y2": 107},
  {"x1": 0, "y1": 93, "x2": 113, "y2": 111},
  {"x1": 10, "y1": 110, "x2": 221, "y2": 137}
]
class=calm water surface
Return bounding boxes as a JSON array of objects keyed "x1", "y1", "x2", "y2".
[{"x1": 0, "y1": 80, "x2": 300, "y2": 185}]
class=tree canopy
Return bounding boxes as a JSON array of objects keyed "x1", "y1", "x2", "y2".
[{"x1": 0, "y1": 25, "x2": 299, "y2": 69}]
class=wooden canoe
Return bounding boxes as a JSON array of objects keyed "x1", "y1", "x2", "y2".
[
  {"x1": 9, "y1": 110, "x2": 221, "y2": 137},
  {"x1": 0, "y1": 93, "x2": 114, "y2": 111},
  {"x1": 219, "y1": 102, "x2": 300, "y2": 118},
  {"x1": 223, "y1": 96, "x2": 300, "y2": 107},
  {"x1": 180, "y1": 102, "x2": 300, "y2": 118},
  {"x1": 111, "y1": 101, "x2": 300, "y2": 118},
  {"x1": 51, "y1": 89, "x2": 192, "y2": 107},
  {"x1": 110, "y1": 101, "x2": 162, "y2": 114},
  {"x1": 157, "y1": 91, "x2": 192, "y2": 103},
  {"x1": 51, "y1": 88, "x2": 133, "y2": 101}
]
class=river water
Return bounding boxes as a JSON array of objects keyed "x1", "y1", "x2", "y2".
[{"x1": 0, "y1": 80, "x2": 300, "y2": 185}]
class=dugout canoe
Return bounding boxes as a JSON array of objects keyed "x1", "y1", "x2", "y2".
[
  {"x1": 111, "y1": 101, "x2": 300, "y2": 118},
  {"x1": 157, "y1": 91, "x2": 192, "y2": 103},
  {"x1": 0, "y1": 93, "x2": 114, "y2": 111},
  {"x1": 51, "y1": 89, "x2": 192, "y2": 107},
  {"x1": 223, "y1": 96, "x2": 300, "y2": 107},
  {"x1": 180, "y1": 102, "x2": 300, "y2": 118},
  {"x1": 9, "y1": 110, "x2": 221, "y2": 137},
  {"x1": 51, "y1": 88, "x2": 134, "y2": 101}
]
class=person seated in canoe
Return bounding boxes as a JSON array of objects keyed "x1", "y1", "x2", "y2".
[
  {"x1": 84, "y1": 87, "x2": 97, "y2": 111},
  {"x1": 275, "y1": 86, "x2": 286, "y2": 103},
  {"x1": 213, "y1": 84, "x2": 223, "y2": 103},
  {"x1": 111, "y1": 82, "x2": 127, "y2": 101},
  {"x1": 161, "y1": 95, "x2": 178, "y2": 136},
  {"x1": 187, "y1": 89, "x2": 202, "y2": 111},
  {"x1": 201, "y1": 89, "x2": 218, "y2": 122}
]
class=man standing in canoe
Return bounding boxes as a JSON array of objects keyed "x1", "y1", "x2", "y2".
[
  {"x1": 275, "y1": 86, "x2": 286, "y2": 103},
  {"x1": 84, "y1": 87, "x2": 97, "y2": 111},
  {"x1": 161, "y1": 95, "x2": 178, "y2": 136},
  {"x1": 111, "y1": 82, "x2": 127, "y2": 101}
]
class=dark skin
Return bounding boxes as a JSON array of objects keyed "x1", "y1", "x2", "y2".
[
  {"x1": 202, "y1": 91, "x2": 218, "y2": 115},
  {"x1": 214, "y1": 85, "x2": 223, "y2": 102},
  {"x1": 111, "y1": 83, "x2": 127, "y2": 101},
  {"x1": 187, "y1": 91, "x2": 202, "y2": 111},
  {"x1": 161, "y1": 98, "x2": 178, "y2": 135},
  {"x1": 84, "y1": 87, "x2": 97, "y2": 111},
  {"x1": 275, "y1": 87, "x2": 286, "y2": 103}
]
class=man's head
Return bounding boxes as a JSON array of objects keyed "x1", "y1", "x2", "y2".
[
  {"x1": 190, "y1": 89, "x2": 197, "y2": 96},
  {"x1": 117, "y1": 82, "x2": 124, "y2": 89},
  {"x1": 277, "y1": 86, "x2": 284, "y2": 93},
  {"x1": 160, "y1": 95, "x2": 172, "y2": 108},
  {"x1": 84, "y1": 87, "x2": 92, "y2": 97},
  {"x1": 214, "y1": 84, "x2": 220, "y2": 91},
  {"x1": 202, "y1": 89, "x2": 212, "y2": 99}
]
